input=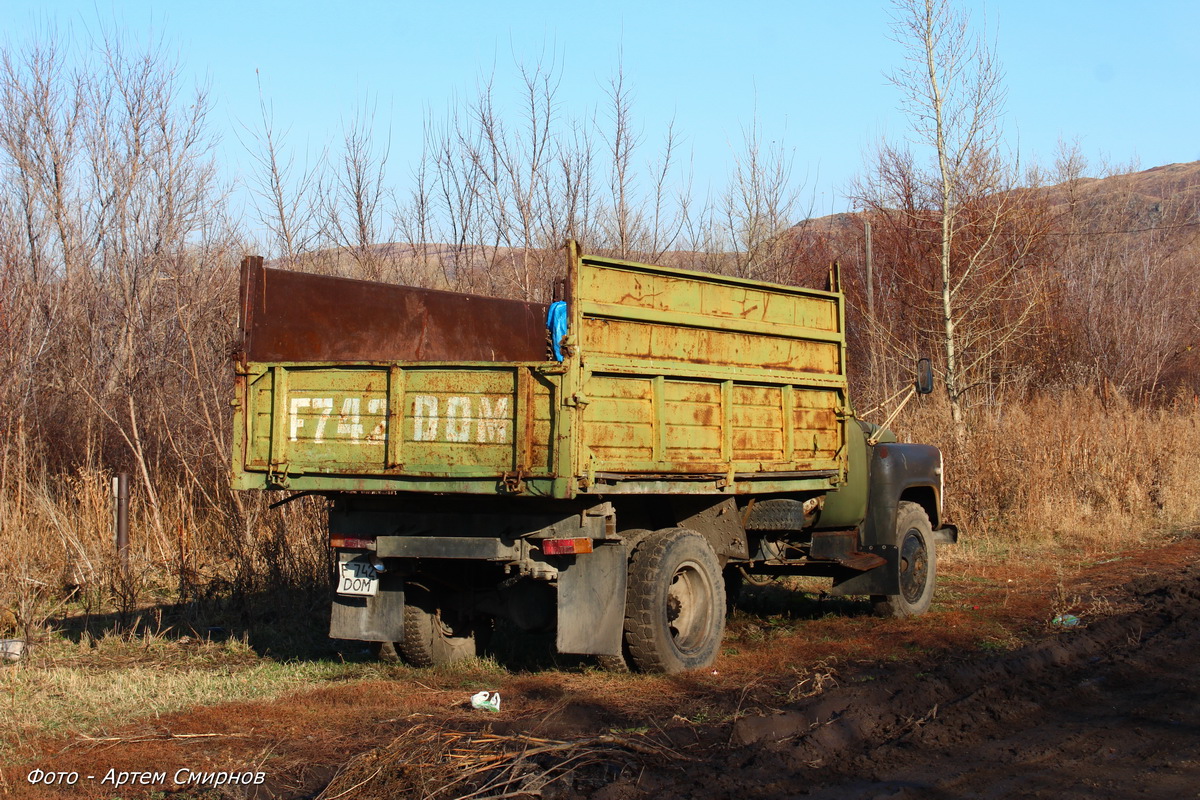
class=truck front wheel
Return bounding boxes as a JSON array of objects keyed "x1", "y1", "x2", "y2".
[
  {"x1": 399, "y1": 588, "x2": 478, "y2": 667},
  {"x1": 624, "y1": 528, "x2": 726, "y2": 674},
  {"x1": 872, "y1": 501, "x2": 936, "y2": 617}
]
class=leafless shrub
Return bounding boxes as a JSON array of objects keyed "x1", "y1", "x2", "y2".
[
  {"x1": 0, "y1": 27, "x2": 335, "y2": 636},
  {"x1": 1043, "y1": 146, "x2": 1200, "y2": 399},
  {"x1": 238, "y1": 71, "x2": 324, "y2": 266}
]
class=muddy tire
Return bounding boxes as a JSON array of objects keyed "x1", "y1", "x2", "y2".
[
  {"x1": 872, "y1": 501, "x2": 937, "y2": 617},
  {"x1": 723, "y1": 566, "x2": 744, "y2": 612},
  {"x1": 624, "y1": 528, "x2": 726, "y2": 674},
  {"x1": 398, "y1": 589, "x2": 477, "y2": 667},
  {"x1": 595, "y1": 654, "x2": 630, "y2": 672},
  {"x1": 370, "y1": 640, "x2": 401, "y2": 662}
]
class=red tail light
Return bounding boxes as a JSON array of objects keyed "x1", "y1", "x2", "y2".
[
  {"x1": 541, "y1": 537, "x2": 594, "y2": 555},
  {"x1": 330, "y1": 536, "x2": 376, "y2": 550}
]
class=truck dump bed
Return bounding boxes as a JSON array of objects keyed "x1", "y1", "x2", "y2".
[{"x1": 233, "y1": 244, "x2": 849, "y2": 498}]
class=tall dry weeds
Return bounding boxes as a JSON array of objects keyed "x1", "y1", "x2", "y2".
[
  {"x1": 0, "y1": 447, "x2": 331, "y2": 646},
  {"x1": 903, "y1": 387, "x2": 1200, "y2": 553}
]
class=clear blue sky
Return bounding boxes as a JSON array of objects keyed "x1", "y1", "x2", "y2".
[{"x1": 5, "y1": 0, "x2": 1199, "y2": 219}]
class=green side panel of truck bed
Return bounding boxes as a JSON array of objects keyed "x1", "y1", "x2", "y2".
[{"x1": 232, "y1": 246, "x2": 849, "y2": 498}]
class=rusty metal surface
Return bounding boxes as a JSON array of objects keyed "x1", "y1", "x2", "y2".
[
  {"x1": 233, "y1": 248, "x2": 851, "y2": 498},
  {"x1": 810, "y1": 530, "x2": 887, "y2": 570},
  {"x1": 239, "y1": 257, "x2": 550, "y2": 363}
]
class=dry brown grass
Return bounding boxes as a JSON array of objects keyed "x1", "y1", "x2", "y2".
[
  {"x1": 0, "y1": 454, "x2": 331, "y2": 651},
  {"x1": 904, "y1": 387, "x2": 1200, "y2": 555},
  {"x1": 316, "y1": 725, "x2": 685, "y2": 800}
]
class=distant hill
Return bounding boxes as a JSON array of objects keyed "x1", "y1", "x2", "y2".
[
  {"x1": 1041, "y1": 161, "x2": 1200, "y2": 230},
  {"x1": 797, "y1": 161, "x2": 1200, "y2": 234},
  {"x1": 1052, "y1": 161, "x2": 1200, "y2": 204}
]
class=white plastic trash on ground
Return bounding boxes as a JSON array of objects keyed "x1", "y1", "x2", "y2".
[{"x1": 470, "y1": 691, "x2": 501, "y2": 712}]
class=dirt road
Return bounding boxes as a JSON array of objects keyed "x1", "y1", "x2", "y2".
[
  {"x1": 699, "y1": 555, "x2": 1200, "y2": 799},
  {"x1": 6, "y1": 537, "x2": 1199, "y2": 799}
]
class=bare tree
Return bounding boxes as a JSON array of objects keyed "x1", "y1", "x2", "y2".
[
  {"x1": 601, "y1": 60, "x2": 642, "y2": 259},
  {"x1": 721, "y1": 115, "x2": 800, "y2": 281},
  {"x1": 399, "y1": 103, "x2": 490, "y2": 290},
  {"x1": 390, "y1": 56, "x2": 704, "y2": 298},
  {"x1": 859, "y1": 0, "x2": 1044, "y2": 425},
  {"x1": 238, "y1": 72, "x2": 323, "y2": 266},
  {"x1": 0, "y1": 25, "x2": 235, "y2": 539},
  {"x1": 644, "y1": 118, "x2": 690, "y2": 261},
  {"x1": 321, "y1": 97, "x2": 395, "y2": 280},
  {"x1": 394, "y1": 58, "x2": 597, "y2": 300}
]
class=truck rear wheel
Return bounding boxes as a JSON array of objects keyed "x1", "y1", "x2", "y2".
[
  {"x1": 595, "y1": 654, "x2": 630, "y2": 672},
  {"x1": 872, "y1": 501, "x2": 936, "y2": 617},
  {"x1": 399, "y1": 588, "x2": 478, "y2": 667},
  {"x1": 624, "y1": 528, "x2": 726, "y2": 674}
]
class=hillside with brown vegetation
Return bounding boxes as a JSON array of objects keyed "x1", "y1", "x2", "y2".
[
  {"x1": 790, "y1": 159, "x2": 1200, "y2": 399},
  {"x1": 1046, "y1": 160, "x2": 1200, "y2": 219}
]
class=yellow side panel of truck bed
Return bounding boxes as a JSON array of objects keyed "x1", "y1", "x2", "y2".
[{"x1": 234, "y1": 247, "x2": 848, "y2": 496}]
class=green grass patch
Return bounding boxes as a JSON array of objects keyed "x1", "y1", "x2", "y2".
[{"x1": 0, "y1": 632, "x2": 368, "y2": 763}]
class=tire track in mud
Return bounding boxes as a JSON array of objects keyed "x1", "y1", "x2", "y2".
[{"x1": 697, "y1": 563, "x2": 1200, "y2": 799}]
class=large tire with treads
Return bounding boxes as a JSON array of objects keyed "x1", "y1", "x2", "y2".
[
  {"x1": 872, "y1": 501, "x2": 937, "y2": 617},
  {"x1": 398, "y1": 587, "x2": 478, "y2": 667},
  {"x1": 744, "y1": 498, "x2": 810, "y2": 530},
  {"x1": 624, "y1": 528, "x2": 726, "y2": 674}
]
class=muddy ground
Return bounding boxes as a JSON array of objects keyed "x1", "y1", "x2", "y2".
[{"x1": 5, "y1": 536, "x2": 1200, "y2": 800}]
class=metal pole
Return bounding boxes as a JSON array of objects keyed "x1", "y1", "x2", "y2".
[
  {"x1": 865, "y1": 221, "x2": 878, "y2": 395},
  {"x1": 116, "y1": 472, "x2": 129, "y2": 572},
  {"x1": 865, "y1": 220, "x2": 874, "y2": 322}
]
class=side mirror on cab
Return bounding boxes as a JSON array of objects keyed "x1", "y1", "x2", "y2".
[{"x1": 916, "y1": 358, "x2": 934, "y2": 395}]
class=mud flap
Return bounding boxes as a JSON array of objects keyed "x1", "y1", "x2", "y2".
[
  {"x1": 329, "y1": 574, "x2": 405, "y2": 642},
  {"x1": 555, "y1": 541, "x2": 627, "y2": 656}
]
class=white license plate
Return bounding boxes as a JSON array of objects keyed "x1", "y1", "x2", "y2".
[{"x1": 337, "y1": 553, "x2": 379, "y2": 597}]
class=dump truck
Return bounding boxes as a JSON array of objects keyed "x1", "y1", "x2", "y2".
[{"x1": 232, "y1": 242, "x2": 957, "y2": 673}]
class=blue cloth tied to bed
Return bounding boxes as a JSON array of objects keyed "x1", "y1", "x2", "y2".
[{"x1": 547, "y1": 301, "x2": 568, "y2": 361}]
